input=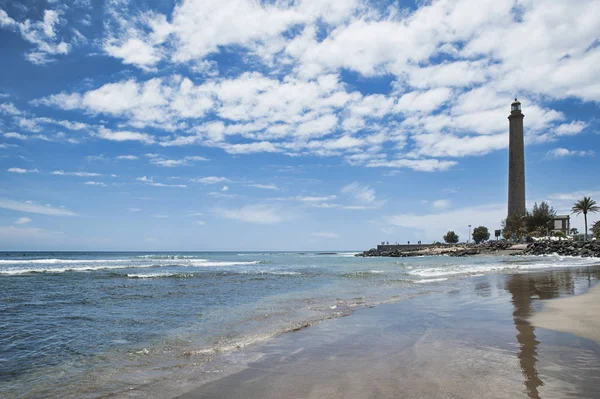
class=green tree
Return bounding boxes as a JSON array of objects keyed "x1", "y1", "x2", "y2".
[
  {"x1": 569, "y1": 228, "x2": 579, "y2": 235},
  {"x1": 554, "y1": 231, "x2": 566, "y2": 241},
  {"x1": 571, "y1": 197, "x2": 600, "y2": 241},
  {"x1": 443, "y1": 231, "x2": 459, "y2": 244},
  {"x1": 526, "y1": 202, "x2": 556, "y2": 236},
  {"x1": 502, "y1": 213, "x2": 527, "y2": 241},
  {"x1": 472, "y1": 226, "x2": 490, "y2": 244},
  {"x1": 591, "y1": 220, "x2": 600, "y2": 240}
]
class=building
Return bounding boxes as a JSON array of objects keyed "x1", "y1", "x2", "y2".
[
  {"x1": 508, "y1": 99, "x2": 526, "y2": 217},
  {"x1": 551, "y1": 215, "x2": 570, "y2": 235}
]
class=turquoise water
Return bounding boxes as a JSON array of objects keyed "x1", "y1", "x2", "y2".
[{"x1": 1, "y1": 251, "x2": 598, "y2": 398}]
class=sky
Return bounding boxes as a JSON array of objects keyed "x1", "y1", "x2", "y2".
[{"x1": 0, "y1": 0, "x2": 599, "y2": 251}]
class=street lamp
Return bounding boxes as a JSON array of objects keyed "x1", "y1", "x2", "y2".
[{"x1": 468, "y1": 224, "x2": 472, "y2": 244}]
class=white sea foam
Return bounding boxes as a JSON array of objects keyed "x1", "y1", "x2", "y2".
[
  {"x1": 0, "y1": 260, "x2": 261, "y2": 275},
  {"x1": 267, "y1": 271, "x2": 301, "y2": 275},
  {"x1": 413, "y1": 278, "x2": 448, "y2": 284},
  {"x1": 407, "y1": 256, "x2": 599, "y2": 278},
  {"x1": 0, "y1": 258, "x2": 211, "y2": 265},
  {"x1": 336, "y1": 252, "x2": 360, "y2": 257},
  {"x1": 126, "y1": 272, "x2": 188, "y2": 279},
  {"x1": 0, "y1": 259, "x2": 130, "y2": 264}
]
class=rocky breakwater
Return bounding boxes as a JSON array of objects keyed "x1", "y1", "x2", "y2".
[
  {"x1": 519, "y1": 240, "x2": 600, "y2": 257},
  {"x1": 356, "y1": 241, "x2": 512, "y2": 258},
  {"x1": 447, "y1": 241, "x2": 512, "y2": 257}
]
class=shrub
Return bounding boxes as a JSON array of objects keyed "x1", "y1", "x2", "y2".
[
  {"x1": 472, "y1": 226, "x2": 490, "y2": 244},
  {"x1": 443, "y1": 231, "x2": 459, "y2": 244}
]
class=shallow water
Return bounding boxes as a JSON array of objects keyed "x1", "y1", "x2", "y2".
[
  {"x1": 180, "y1": 269, "x2": 600, "y2": 399},
  {"x1": 1, "y1": 251, "x2": 599, "y2": 398}
]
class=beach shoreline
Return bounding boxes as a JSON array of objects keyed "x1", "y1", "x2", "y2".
[
  {"x1": 530, "y1": 284, "x2": 600, "y2": 344},
  {"x1": 3, "y1": 253, "x2": 600, "y2": 399},
  {"x1": 175, "y1": 267, "x2": 600, "y2": 399}
]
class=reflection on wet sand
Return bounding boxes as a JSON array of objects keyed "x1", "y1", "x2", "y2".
[{"x1": 505, "y1": 268, "x2": 594, "y2": 398}]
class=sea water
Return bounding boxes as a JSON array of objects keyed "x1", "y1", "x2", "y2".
[{"x1": 1, "y1": 251, "x2": 598, "y2": 398}]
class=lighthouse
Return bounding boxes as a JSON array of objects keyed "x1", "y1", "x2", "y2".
[{"x1": 507, "y1": 99, "x2": 526, "y2": 217}]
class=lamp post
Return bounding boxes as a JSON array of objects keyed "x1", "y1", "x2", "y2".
[{"x1": 468, "y1": 224, "x2": 472, "y2": 244}]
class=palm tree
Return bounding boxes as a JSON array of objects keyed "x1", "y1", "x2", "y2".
[{"x1": 571, "y1": 197, "x2": 600, "y2": 241}]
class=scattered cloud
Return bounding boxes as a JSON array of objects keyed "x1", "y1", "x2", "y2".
[
  {"x1": 137, "y1": 175, "x2": 187, "y2": 188},
  {"x1": 548, "y1": 190, "x2": 600, "y2": 202},
  {"x1": 52, "y1": 170, "x2": 101, "y2": 177},
  {"x1": 84, "y1": 181, "x2": 106, "y2": 186},
  {"x1": 15, "y1": 217, "x2": 31, "y2": 225},
  {"x1": 117, "y1": 155, "x2": 139, "y2": 160},
  {"x1": 546, "y1": 148, "x2": 594, "y2": 158},
  {"x1": 341, "y1": 182, "x2": 385, "y2": 208},
  {"x1": 8, "y1": 167, "x2": 39, "y2": 174},
  {"x1": 191, "y1": 176, "x2": 230, "y2": 184},
  {"x1": 0, "y1": 198, "x2": 76, "y2": 216},
  {"x1": 147, "y1": 154, "x2": 208, "y2": 167},
  {"x1": 296, "y1": 195, "x2": 337, "y2": 202},
  {"x1": 384, "y1": 204, "x2": 506, "y2": 242},
  {"x1": 248, "y1": 183, "x2": 278, "y2": 190},
  {"x1": 96, "y1": 127, "x2": 155, "y2": 144},
  {"x1": 432, "y1": 199, "x2": 451, "y2": 209},
  {"x1": 214, "y1": 204, "x2": 290, "y2": 224},
  {"x1": 0, "y1": 9, "x2": 72, "y2": 64}
]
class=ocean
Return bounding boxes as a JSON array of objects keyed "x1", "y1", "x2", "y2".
[{"x1": 1, "y1": 251, "x2": 598, "y2": 398}]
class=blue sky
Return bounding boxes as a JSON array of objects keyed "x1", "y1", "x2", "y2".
[{"x1": 0, "y1": 0, "x2": 599, "y2": 251}]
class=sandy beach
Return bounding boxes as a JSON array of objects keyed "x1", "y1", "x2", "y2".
[
  {"x1": 531, "y1": 284, "x2": 600, "y2": 344},
  {"x1": 175, "y1": 267, "x2": 600, "y2": 399}
]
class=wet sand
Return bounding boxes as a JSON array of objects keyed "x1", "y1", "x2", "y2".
[
  {"x1": 531, "y1": 284, "x2": 600, "y2": 344},
  {"x1": 176, "y1": 267, "x2": 600, "y2": 399}
]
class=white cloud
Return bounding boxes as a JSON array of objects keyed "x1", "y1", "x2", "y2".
[
  {"x1": 0, "y1": 9, "x2": 71, "y2": 64},
  {"x1": 367, "y1": 158, "x2": 457, "y2": 172},
  {"x1": 214, "y1": 204, "x2": 290, "y2": 224},
  {"x1": 546, "y1": 148, "x2": 594, "y2": 158},
  {"x1": 341, "y1": 182, "x2": 381, "y2": 206},
  {"x1": 248, "y1": 183, "x2": 278, "y2": 190},
  {"x1": 548, "y1": 190, "x2": 600, "y2": 202},
  {"x1": 0, "y1": 225, "x2": 64, "y2": 242},
  {"x1": 296, "y1": 195, "x2": 337, "y2": 202},
  {"x1": 195, "y1": 220, "x2": 207, "y2": 225},
  {"x1": 148, "y1": 182, "x2": 187, "y2": 188},
  {"x1": 432, "y1": 199, "x2": 451, "y2": 209},
  {"x1": 191, "y1": 176, "x2": 230, "y2": 184},
  {"x1": 96, "y1": 127, "x2": 155, "y2": 144},
  {"x1": 84, "y1": 181, "x2": 106, "y2": 187},
  {"x1": 128, "y1": 208, "x2": 142, "y2": 212},
  {"x1": 136, "y1": 176, "x2": 153, "y2": 183},
  {"x1": 105, "y1": 38, "x2": 163, "y2": 70},
  {"x1": 385, "y1": 204, "x2": 506, "y2": 242},
  {"x1": 3, "y1": 132, "x2": 28, "y2": 140},
  {"x1": 310, "y1": 232, "x2": 340, "y2": 239},
  {"x1": 0, "y1": 198, "x2": 75, "y2": 216},
  {"x1": 554, "y1": 121, "x2": 588, "y2": 136},
  {"x1": 15, "y1": 217, "x2": 31, "y2": 225},
  {"x1": 117, "y1": 155, "x2": 139, "y2": 160},
  {"x1": 136, "y1": 175, "x2": 186, "y2": 188},
  {"x1": 0, "y1": 102, "x2": 21, "y2": 115},
  {"x1": 28, "y1": 0, "x2": 600, "y2": 173},
  {"x1": 221, "y1": 185, "x2": 229, "y2": 192},
  {"x1": 8, "y1": 167, "x2": 39, "y2": 174},
  {"x1": 148, "y1": 154, "x2": 208, "y2": 167},
  {"x1": 152, "y1": 214, "x2": 168, "y2": 218},
  {"x1": 52, "y1": 170, "x2": 101, "y2": 177}
]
